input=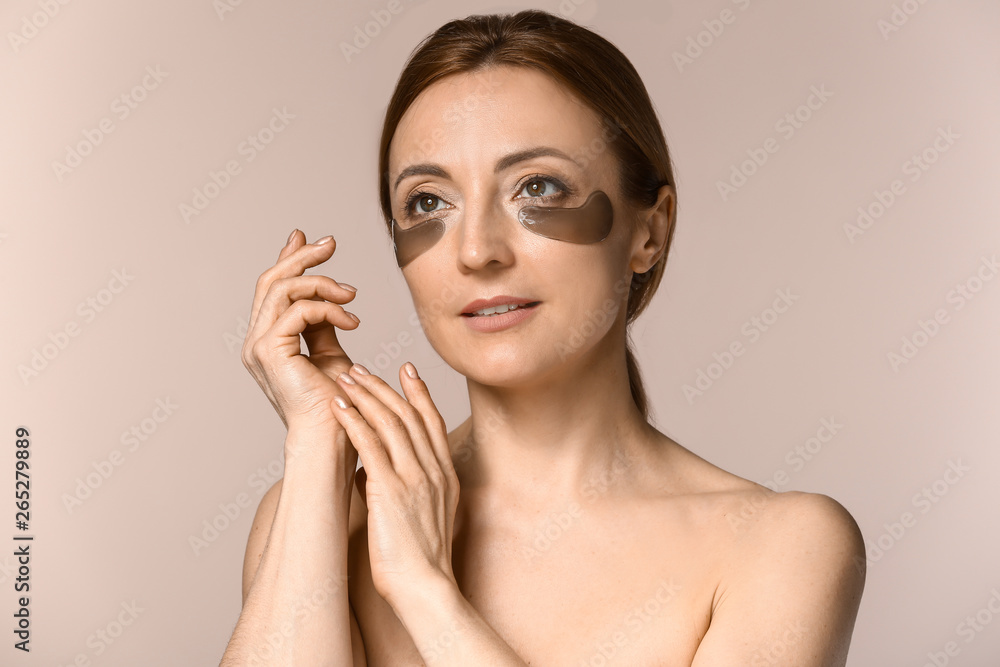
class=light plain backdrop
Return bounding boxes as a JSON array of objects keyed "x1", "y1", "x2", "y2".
[{"x1": 2, "y1": 0, "x2": 999, "y2": 665}]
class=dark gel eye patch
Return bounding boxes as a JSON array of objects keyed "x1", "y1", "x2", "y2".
[{"x1": 391, "y1": 190, "x2": 614, "y2": 268}]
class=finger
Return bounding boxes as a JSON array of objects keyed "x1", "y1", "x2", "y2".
[
  {"x1": 277, "y1": 228, "x2": 304, "y2": 262},
  {"x1": 347, "y1": 364, "x2": 444, "y2": 482},
  {"x1": 248, "y1": 235, "x2": 338, "y2": 334},
  {"x1": 335, "y1": 368, "x2": 431, "y2": 481},
  {"x1": 259, "y1": 299, "x2": 360, "y2": 361},
  {"x1": 331, "y1": 392, "x2": 395, "y2": 483},
  {"x1": 397, "y1": 362, "x2": 457, "y2": 480},
  {"x1": 256, "y1": 275, "x2": 358, "y2": 357},
  {"x1": 241, "y1": 228, "x2": 307, "y2": 405}
]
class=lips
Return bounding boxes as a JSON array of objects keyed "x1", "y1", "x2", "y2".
[{"x1": 461, "y1": 295, "x2": 540, "y2": 316}]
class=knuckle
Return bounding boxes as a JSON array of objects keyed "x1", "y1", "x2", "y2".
[
  {"x1": 400, "y1": 404, "x2": 421, "y2": 423},
  {"x1": 412, "y1": 479, "x2": 433, "y2": 501},
  {"x1": 426, "y1": 468, "x2": 445, "y2": 487},
  {"x1": 377, "y1": 412, "x2": 405, "y2": 432},
  {"x1": 269, "y1": 275, "x2": 294, "y2": 293},
  {"x1": 250, "y1": 337, "x2": 270, "y2": 361},
  {"x1": 288, "y1": 298, "x2": 315, "y2": 314},
  {"x1": 240, "y1": 342, "x2": 256, "y2": 367},
  {"x1": 256, "y1": 268, "x2": 275, "y2": 290}
]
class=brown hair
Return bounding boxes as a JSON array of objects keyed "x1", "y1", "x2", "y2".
[{"x1": 377, "y1": 9, "x2": 677, "y2": 422}]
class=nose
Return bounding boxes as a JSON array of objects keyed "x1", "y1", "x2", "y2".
[{"x1": 455, "y1": 196, "x2": 516, "y2": 271}]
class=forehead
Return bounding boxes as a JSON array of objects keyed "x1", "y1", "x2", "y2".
[{"x1": 389, "y1": 66, "x2": 607, "y2": 176}]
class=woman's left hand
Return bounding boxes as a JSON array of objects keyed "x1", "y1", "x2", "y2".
[{"x1": 332, "y1": 361, "x2": 460, "y2": 608}]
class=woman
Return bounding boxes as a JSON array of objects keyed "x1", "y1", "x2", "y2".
[{"x1": 222, "y1": 9, "x2": 865, "y2": 666}]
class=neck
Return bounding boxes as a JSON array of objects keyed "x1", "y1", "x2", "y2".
[{"x1": 451, "y1": 326, "x2": 658, "y2": 507}]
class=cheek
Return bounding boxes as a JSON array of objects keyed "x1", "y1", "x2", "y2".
[
  {"x1": 405, "y1": 271, "x2": 464, "y2": 329},
  {"x1": 530, "y1": 248, "x2": 624, "y2": 321}
]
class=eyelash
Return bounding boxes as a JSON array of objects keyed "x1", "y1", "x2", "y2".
[{"x1": 401, "y1": 174, "x2": 572, "y2": 220}]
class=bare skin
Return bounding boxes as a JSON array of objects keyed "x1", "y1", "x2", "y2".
[
  {"x1": 244, "y1": 426, "x2": 864, "y2": 665},
  {"x1": 227, "y1": 65, "x2": 865, "y2": 666}
]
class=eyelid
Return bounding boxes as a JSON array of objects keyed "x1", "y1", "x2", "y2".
[
  {"x1": 515, "y1": 173, "x2": 568, "y2": 199},
  {"x1": 402, "y1": 173, "x2": 569, "y2": 219}
]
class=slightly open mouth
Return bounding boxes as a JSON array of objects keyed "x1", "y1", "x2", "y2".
[{"x1": 463, "y1": 301, "x2": 541, "y2": 317}]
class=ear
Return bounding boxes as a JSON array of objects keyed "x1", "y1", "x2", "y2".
[{"x1": 629, "y1": 183, "x2": 676, "y2": 274}]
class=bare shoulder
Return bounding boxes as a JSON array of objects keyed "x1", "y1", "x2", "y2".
[
  {"x1": 742, "y1": 489, "x2": 865, "y2": 552},
  {"x1": 652, "y1": 435, "x2": 864, "y2": 561},
  {"x1": 703, "y1": 490, "x2": 867, "y2": 665},
  {"x1": 670, "y1": 455, "x2": 867, "y2": 667},
  {"x1": 696, "y1": 464, "x2": 865, "y2": 578},
  {"x1": 646, "y1": 436, "x2": 867, "y2": 663}
]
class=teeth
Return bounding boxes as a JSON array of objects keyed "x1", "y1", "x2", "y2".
[{"x1": 472, "y1": 303, "x2": 524, "y2": 317}]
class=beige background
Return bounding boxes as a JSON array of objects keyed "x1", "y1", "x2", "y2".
[{"x1": 2, "y1": 0, "x2": 999, "y2": 664}]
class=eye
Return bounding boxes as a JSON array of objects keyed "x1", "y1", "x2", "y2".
[
  {"x1": 518, "y1": 176, "x2": 564, "y2": 199},
  {"x1": 403, "y1": 192, "x2": 448, "y2": 218}
]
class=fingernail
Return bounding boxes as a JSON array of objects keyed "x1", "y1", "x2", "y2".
[
  {"x1": 286, "y1": 228, "x2": 298, "y2": 245},
  {"x1": 338, "y1": 372, "x2": 356, "y2": 385},
  {"x1": 405, "y1": 362, "x2": 418, "y2": 379},
  {"x1": 345, "y1": 311, "x2": 360, "y2": 323},
  {"x1": 351, "y1": 363, "x2": 369, "y2": 375},
  {"x1": 315, "y1": 235, "x2": 334, "y2": 245},
  {"x1": 334, "y1": 396, "x2": 348, "y2": 409},
  {"x1": 338, "y1": 282, "x2": 357, "y2": 293}
]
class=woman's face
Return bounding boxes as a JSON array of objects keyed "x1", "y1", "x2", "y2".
[{"x1": 388, "y1": 65, "x2": 649, "y2": 386}]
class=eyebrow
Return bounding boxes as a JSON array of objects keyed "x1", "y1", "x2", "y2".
[{"x1": 392, "y1": 146, "x2": 581, "y2": 193}]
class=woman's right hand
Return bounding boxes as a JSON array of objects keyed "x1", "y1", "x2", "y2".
[{"x1": 241, "y1": 229, "x2": 361, "y2": 435}]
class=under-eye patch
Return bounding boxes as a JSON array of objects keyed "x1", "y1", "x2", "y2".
[{"x1": 391, "y1": 190, "x2": 614, "y2": 268}]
